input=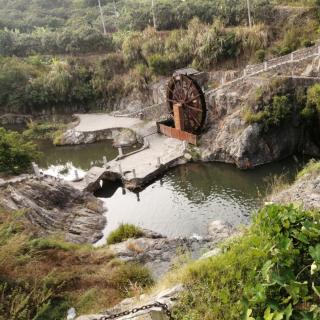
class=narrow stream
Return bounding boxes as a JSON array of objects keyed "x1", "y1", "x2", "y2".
[{"x1": 36, "y1": 140, "x2": 310, "y2": 241}]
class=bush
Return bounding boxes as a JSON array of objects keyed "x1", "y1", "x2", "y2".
[
  {"x1": 243, "y1": 95, "x2": 292, "y2": 129},
  {"x1": 173, "y1": 204, "x2": 320, "y2": 319},
  {"x1": 306, "y1": 83, "x2": 320, "y2": 113},
  {"x1": 148, "y1": 53, "x2": 175, "y2": 76},
  {"x1": 0, "y1": 128, "x2": 41, "y2": 174},
  {"x1": 297, "y1": 159, "x2": 320, "y2": 178},
  {"x1": 23, "y1": 121, "x2": 67, "y2": 141},
  {"x1": 107, "y1": 224, "x2": 144, "y2": 245},
  {"x1": 28, "y1": 238, "x2": 78, "y2": 251},
  {"x1": 279, "y1": 46, "x2": 292, "y2": 56},
  {"x1": 255, "y1": 49, "x2": 266, "y2": 62},
  {"x1": 303, "y1": 39, "x2": 314, "y2": 48},
  {"x1": 243, "y1": 107, "x2": 268, "y2": 124}
]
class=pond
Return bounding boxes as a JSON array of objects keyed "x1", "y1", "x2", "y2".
[{"x1": 36, "y1": 140, "x2": 309, "y2": 241}]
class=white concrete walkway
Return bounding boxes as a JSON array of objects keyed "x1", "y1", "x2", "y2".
[{"x1": 70, "y1": 114, "x2": 186, "y2": 191}]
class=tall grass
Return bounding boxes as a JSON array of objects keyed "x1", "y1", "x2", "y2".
[
  {"x1": 0, "y1": 210, "x2": 153, "y2": 319},
  {"x1": 107, "y1": 224, "x2": 144, "y2": 245}
]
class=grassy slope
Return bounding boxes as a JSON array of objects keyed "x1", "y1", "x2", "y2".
[
  {"x1": 0, "y1": 210, "x2": 153, "y2": 319},
  {"x1": 168, "y1": 203, "x2": 320, "y2": 319}
]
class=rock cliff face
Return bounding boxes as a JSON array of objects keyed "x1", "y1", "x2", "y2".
[
  {"x1": 200, "y1": 58, "x2": 320, "y2": 168},
  {"x1": 0, "y1": 176, "x2": 106, "y2": 243}
]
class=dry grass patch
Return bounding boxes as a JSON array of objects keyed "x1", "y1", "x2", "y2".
[{"x1": 0, "y1": 210, "x2": 153, "y2": 319}]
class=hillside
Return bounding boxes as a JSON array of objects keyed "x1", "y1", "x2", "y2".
[
  {"x1": 0, "y1": 1, "x2": 320, "y2": 320},
  {"x1": 1, "y1": 1, "x2": 320, "y2": 117}
]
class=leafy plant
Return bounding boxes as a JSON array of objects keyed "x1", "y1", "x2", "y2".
[
  {"x1": 173, "y1": 204, "x2": 320, "y2": 319},
  {"x1": 0, "y1": 128, "x2": 41, "y2": 174}
]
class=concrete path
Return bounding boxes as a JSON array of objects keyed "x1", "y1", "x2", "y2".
[
  {"x1": 74, "y1": 113, "x2": 157, "y2": 137},
  {"x1": 70, "y1": 114, "x2": 187, "y2": 191}
]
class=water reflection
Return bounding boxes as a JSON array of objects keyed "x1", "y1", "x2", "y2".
[
  {"x1": 37, "y1": 140, "x2": 118, "y2": 170},
  {"x1": 97, "y1": 157, "x2": 308, "y2": 240},
  {"x1": 31, "y1": 136, "x2": 312, "y2": 239}
]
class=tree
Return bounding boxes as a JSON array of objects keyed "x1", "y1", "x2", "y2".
[{"x1": 0, "y1": 128, "x2": 41, "y2": 174}]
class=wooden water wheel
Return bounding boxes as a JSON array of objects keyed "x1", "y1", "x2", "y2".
[{"x1": 167, "y1": 74, "x2": 206, "y2": 135}]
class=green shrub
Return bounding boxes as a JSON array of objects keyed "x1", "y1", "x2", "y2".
[
  {"x1": 279, "y1": 46, "x2": 292, "y2": 56},
  {"x1": 301, "y1": 105, "x2": 316, "y2": 119},
  {"x1": 243, "y1": 95, "x2": 292, "y2": 129},
  {"x1": 303, "y1": 39, "x2": 314, "y2": 47},
  {"x1": 306, "y1": 83, "x2": 320, "y2": 113},
  {"x1": 173, "y1": 204, "x2": 320, "y2": 319},
  {"x1": 0, "y1": 128, "x2": 41, "y2": 174},
  {"x1": 28, "y1": 238, "x2": 79, "y2": 251},
  {"x1": 243, "y1": 107, "x2": 268, "y2": 124},
  {"x1": 148, "y1": 53, "x2": 175, "y2": 76},
  {"x1": 107, "y1": 224, "x2": 144, "y2": 245},
  {"x1": 23, "y1": 121, "x2": 66, "y2": 141},
  {"x1": 255, "y1": 49, "x2": 266, "y2": 62}
]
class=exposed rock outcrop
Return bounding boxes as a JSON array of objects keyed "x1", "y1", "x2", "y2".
[
  {"x1": 201, "y1": 58, "x2": 320, "y2": 168},
  {"x1": 57, "y1": 127, "x2": 129, "y2": 146},
  {"x1": 270, "y1": 168, "x2": 320, "y2": 210},
  {"x1": 0, "y1": 176, "x2": 106, "y2": 243},
  {"x1": 109, "y1": 221, "x2": 234, "y2": 280}
]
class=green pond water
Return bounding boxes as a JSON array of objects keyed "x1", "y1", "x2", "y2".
[{"x1": 36, "y1": 140, "x2": 310, "y2": 239}]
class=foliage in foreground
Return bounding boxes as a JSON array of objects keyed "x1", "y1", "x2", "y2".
[
  {"x1": 0, "y1": 210, "x2": 153, "y2": 319},
  {"x1": 107, "y1": 223, "x2": 145, "y2": 245},
  {"x1": 0, "y1": 127, "x2": 40, "y2": 174},
  {"x1": 173, "y1": 204, "x2": 320, "y2": 319}
]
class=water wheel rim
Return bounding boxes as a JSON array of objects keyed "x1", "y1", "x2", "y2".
[{"x1": 167, "y1": 74, "x2": 206, "y2": 135}]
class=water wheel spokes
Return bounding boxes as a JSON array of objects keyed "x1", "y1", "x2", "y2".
[{"x1": 167, "y1": 74, "x2": 206, "y2": 135}]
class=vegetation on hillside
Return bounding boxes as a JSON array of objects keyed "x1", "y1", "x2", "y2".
[
  {"x1": 1, "y1": 0, "x2": 320, "y2": 114},
  {"x1": 0, "y1": 210, "x2": 153, "y2": 319},
  {"x1": 243, "y1": 79, "x2": 320, "y2": 138},
  {"x1": 171, "y1": 204, "x2": 320, "y2": 319},
  {"x1": 0, "y1": 128, "x2": 40, "y2": 175}
]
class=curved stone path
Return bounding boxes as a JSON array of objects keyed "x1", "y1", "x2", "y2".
[{"x1": 69, "y1": 114, "x2": 187, "y2": 191}]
